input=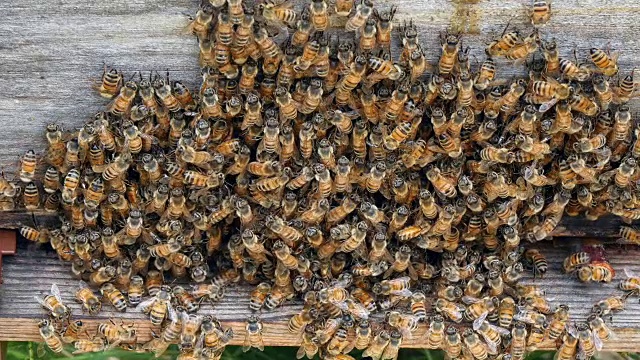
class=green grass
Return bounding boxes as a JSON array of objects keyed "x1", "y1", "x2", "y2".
[{"x1": 5, "y1": 343, "x2": 637, "y2": 360}]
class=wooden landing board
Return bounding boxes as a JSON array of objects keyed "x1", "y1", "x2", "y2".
[
  {"x1": 0, "y1": 238, "x2": 639, "y2": 351},
  {"x1": 0, "y1": 0, "x2": 639, "y2": 171}
]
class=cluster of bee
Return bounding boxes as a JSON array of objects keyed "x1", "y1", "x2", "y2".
[
  {"x1": 11, "y1": 0, "x2": 640, "y2": 358},
  {"x1": 561, "y1": 247, "x2": 613, "y2": 283},
  {"x1": 33, "y1": 283, "x2": 234, "y2": 359}
]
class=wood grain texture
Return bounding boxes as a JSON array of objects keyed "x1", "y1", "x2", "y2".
[
  {"x1": 1, "y1": 0, "x2": 640, "y2": 171},
  {"x1": 1, "y1": 238, "x2": 640, "y2": 350}
]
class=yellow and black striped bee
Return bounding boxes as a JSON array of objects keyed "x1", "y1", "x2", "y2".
[{"x1": 524, "y1": 249, "x2": 548, "y2": 278}]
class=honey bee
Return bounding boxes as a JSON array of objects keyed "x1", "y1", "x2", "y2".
[
  {"x1": 367, "y1": 55, "x2": 404, "y2": 86},
  {"x1": 569, "y1": 92, "x2": 599, "y2": 116},
  {"x1": 98, "y1": 319, "x2": 137, "y2": 348},
  {"x1": 537, "y1": 305, "x2": 564, "y2": 341},
  {"x1": 529, "y1": 0, "x2": 551, "y2": 26},
  {"x1": 509, "y1": 322, "x2": 527, "y2": 360},
  {"x1": 505, "y1": 31, "x2": 539, "y2": 61},
  {"x1": 297, "y1": 325, "x2": 319, "y2": 359},
  {"x1": 289, "y1": 307, "x2": 319, "y2": 335},
  {"x1": 379, "y1": 330, "x2": 401, "y2": 360},
  {"x1": 374, "y1": 5, "x2": 396, "y2": 50},
  {"x1": 438, "y1": 33, "x2": 460, "y2": 75},
  {"x1": 100, "y1": 283, "x2": 127, "y2": 312},
  {"x1": 359, "y1": 18, "x2": 377, "y2": 52},
  {"x1": 594, "y1": 295, "x2": 626, "y2": 316},
  {"x1": 18, "y1": 149, "x2": 38, "y2": 183},
  {"x1": 326, "y1": 327, "x2": 353, "y2": 356},
  {"x1": 96, "y1": 65, "x2": 123, "y2": 98},
  {"x1": 61, "y1": 320, "x2": 84, "y2": 344},
  {"x1": 557, "y1": 331, "x2": 579, "y2": 360},
  {"x1": 588, "y1": 314, "x2": 613, "y2": 350},
  {"x1": 486, "y1": 29, "x2": 521, "y2": 57},
  {"x1": 123, "y1": 275, "x2": 144, "y2": 307},
  {"x1": 109, "y1": 81, "x2": 137, "y2": 116},
  {"x1": 39, "y1": 320, "x2": 69, "y2": 356},
  {"x1": 167, "y1": 286, "x2": 197, "y2": 314},
  {"x1": 427, "y1": 167, "x2": 457, "y2": 198},
  {"x1": 590, "y1": 47, "x2": 619, "y2": 76},
  {"x1": 386, "y1": 311, "x2": 419, "y2": 339},
  {"x1": 345, "y1": 0, "x2": 373, "y2": 32},
  {"x1": 443, "y1": 326, "x2": 462, "y2": 359},
  {"x1": 308, "y1": 0, "x2": 329, "y2": 31},
  {"x1": 575, "y1": 323, "x2": 597, "y2": 359},
  {"x1": 459, "y1": 329, "x2": 487, "y2": 360},
  {"x1": 20, "y1": 225, "x2": 49, "y2": 244},
  {"x1": 137, "y1": 285, "x2": 173, "y2": 326},
  {"x1": 185, "y1": 4, "x2": 214, "y2": 39},
  {"x1": 418, "y1": 315, "x2": 443, "y2": 349},
  {"x1": 76, "y1": 283, "x2": 102, "y2": 315},
  {"x1": 35, "y1": 284, "x2": 70, "y2": 320},
  {"x1": 524, "y1": 249, "x2": 548, "y2": 278},
  {"x1": 563, "y1": 251, "x2": 591, "y2": 273},
  {"x1": 362, "y1": 330, "x2": 390, "y2": 360},
  {"x1": 243, "y1": 315, "x2": 265, "y2": 352},
  {"x1": 578, "y1": 262, "x2": 615, "y2": 283},
  {"x1": 44, "y1": 123, "x2": 67, "y2": 170},
  {"x1": 434, "y1": 298, "x2": 464, "y2": 323},
  {"x1": 540, "y1": 39, "x2": 560, "y2": 75}
]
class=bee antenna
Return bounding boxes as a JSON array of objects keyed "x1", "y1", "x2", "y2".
[{"x1": 501, "y1": 18, "x2": 512, "y2": 37}]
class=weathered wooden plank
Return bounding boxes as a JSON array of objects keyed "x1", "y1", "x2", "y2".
[
  {"x1": 1, "y1": 238, "x2": 639, "y2": 350},
  {"x1": 1, "y1": 0, "x2": 640, "y2": 172}
]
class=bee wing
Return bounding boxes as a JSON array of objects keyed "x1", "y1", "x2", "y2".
[
  {"x1": 34, "y1": 295, "x2": 49, "y2": 309},
  {"x1": 135, "y1": 297, "x2": 156, "y2": 312},
  {"x1": 382, "y1": 266, "x2": 395, "y2": 279},
  {"x1": 392, "y1": 289, "x2": 413, "y2": 298},
  {"x1": 399, "y1": 328, "x2": 413, "y2": 340},
  {"x1": 490, "y1": 324, "x2": 511, "y2": 336},
  {"x1": 566, "y1": 324, "x2": 578, "y2": 338},
  {"x1": 623, "y1": 267, "x2": 638, "y2": 280},
  {"x1": 256, "y1": 334, "x2": 265, "y2": 352},
  {"x1": 106, "y1": 339, "x2": 123, "y2": 351},
  {"x1": 37, "y1": 342, "x2": 46, "y2": 358},
  {"x1": 242, "y1": 330, "x2": 251, "y2": 352},
  {"x1": 407, "y1": 263, "x2": 419, "y2": 281},
  {"x1": 296, "y1": 344, "x2": 307, "y2": 360},
  {"x1": 482, "y1": 335, "x2": 499, "y2": 354},
  {"x1": 332, "y1": 300, "x2": 349, "y2": 311},
  {"x1": 610, "y1": 328, "x2": 619, "y2": 341},
  {"x1": 462, "y1": 296, "x2": 481, "y2": 305},
  {"x1": 51, "y1": 284, "x2": 63, "y2": 302},
  {"x1": 343, "y1": 338, "x2": 356, "y2": 355},
  {"x1": 195, "y1": 332, "x2": 205, "y2": 352},
  {"x1": 273, "y1": 0, "x2": 295, "y2": 9},
  {"x1": 592, "y1": 329, "x2": 604, "y2": 351},
  {"x1": 472, "y1": 312, "x2": 489, "y2": 331},
  {"x1": 513, "y1": 313, "x2": 529, "y2": 324},
  {"x1": 167, "y1": 304, "x2": 177, "y2": 322},
  {"x1": 539, "y1": 98, "x2": 558, "y2": 113}
]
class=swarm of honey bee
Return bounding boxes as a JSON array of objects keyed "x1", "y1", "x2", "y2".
[{"x1": 10, "y1": 0, "x2": 640, "y2": 358}]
